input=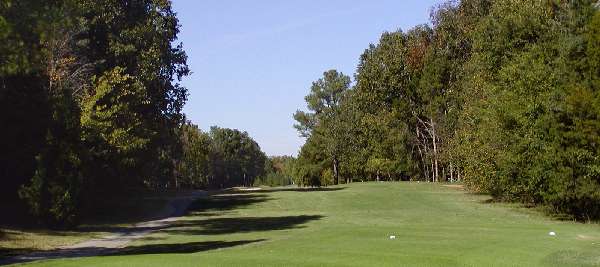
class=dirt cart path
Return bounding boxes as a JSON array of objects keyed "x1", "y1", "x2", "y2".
[{"x1": 1, "y1": 191, "x2": 206, "y2": 265}]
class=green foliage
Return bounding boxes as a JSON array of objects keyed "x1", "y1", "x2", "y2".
[
  {"x1": 255, "y1": 172, "x2": 293, "y2": 187},
  {"x1": 81, "y1": 67, "x2": 153, "y2": 189},
  {"x1": 176, "y1": 123, "x2": 212, "y2": 188},
  {"x1": 255, "y1": 156, "x2": 294, "y2": 187},
  {"x1": 293, "y1": 0, "x2": 600, "y2": 219},
  {"x1": 4, "y1": 0, "x2": 600, "y2": 227},
  {"x1": 19, "y1": 74, "x2": 85, "y2": 228},
  {"x1": 588, "y1": 11, "x2": 600, "y2": 88},
  {"x1": 174, "y1": 123, "x2": 270, "y2": 189},
  {"x1": 290, "y1": 134, "x2": 330, "y2": 187},
  {"x1": 293, "y1": 70, "x2": 351, "y2": 186},
  {"x1": 76, "y1": 0, "x2": 190, "y2": 191},
  {"x1": 1, "y1": 0, "x2": 190, "y2": 226},
  {"x1": 453, "y1": 0, "x2": 600, "y2": 219},
  {"x1": 208, "y1": 127, "x2": 267, "y2": 188}
]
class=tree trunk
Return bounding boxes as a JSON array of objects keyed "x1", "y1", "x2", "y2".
[
  {"x1": 416, "y1": 127, "x2": 427, "y2": 181},
  {"x1": 442, "y1": 166, "x2": 446, "y2": 183},
  {"x1": 430, "y1": 160, "x2": 435, "y2": 182},
  {"x1": 333, "y1": 156, "x2": 339, "y2": 185},
  {"x1": 450, "y1": 162, "x2": 454, "y2": 183},
  {"x1": 430, "y1": 117, "x2": 439, "y2": 183}
]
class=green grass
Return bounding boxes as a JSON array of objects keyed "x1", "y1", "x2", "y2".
[{"x1": 14, "y1": 182, "x2": 600, "y2": 266}]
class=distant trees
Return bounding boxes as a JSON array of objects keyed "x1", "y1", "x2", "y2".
[
  {"x1": 176, "y1": 124, "x2": 268, "y2": 189},
  {"x1": 209, "y1": 126, "x2": 267, "y2": 188},
  {"x1": 176, "y1": 123, "x2": 212, "y2": 189},
  {"x1": 292, "y1": 0, "x2": 600, "y2": 219},
  {"x1": 254, "y1": 156, "x2": 294, "y2": 187}
]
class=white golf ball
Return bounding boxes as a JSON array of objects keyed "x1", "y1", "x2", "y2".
[{"x1": 549, "y1": 231, "x2": 556, "y2": 236}]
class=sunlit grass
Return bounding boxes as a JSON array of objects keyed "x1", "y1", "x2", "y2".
[{"x1": 15, "y1": 182, "x2": 600, "y2": 266}]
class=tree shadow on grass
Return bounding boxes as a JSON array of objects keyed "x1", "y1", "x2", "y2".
[
  {"x1": 165, "y1": 215, "x2": 324, "y2": 235},
  {"x1": 0, "y1": 239, "x2": 266, "y2": 265},
  {"x1": 168, "y1": 191, "x2": 324, "y2": 235},
  {"x1": 0, "y1": 248, "x2": 37, "y2": 260},
  {"x1": 1, "y1": 189, "x2": 324, "y2": 264},
  {"x1": 263, "y1": 187, "x2": 346, "y2": 193},
  {"x1": 233, "y1": 187, "x2": 346, "y2": 194},
  {"x1": 110, "y1": 239, "x2": 266, "y2": 256},
  {"x1": 186, "y1": 193, "x2": 271, "y2": 214}
]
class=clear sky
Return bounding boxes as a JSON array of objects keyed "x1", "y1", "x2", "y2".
[{"x1": 172, "y1": 0, "x2": 443, "y2": 156}]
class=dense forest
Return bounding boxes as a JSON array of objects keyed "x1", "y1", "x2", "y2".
[
  {"x1": 2, "y1": 0, "x2": 600, "y2": 228},
  {"x1": 0, "y1": 0, "x2": 269, "y2": 227},
  {"x1": 291, "y1": 0, "x2": 600, "y2": 220}
]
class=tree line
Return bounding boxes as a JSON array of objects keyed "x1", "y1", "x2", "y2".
[
  {"x1": 177, "y1": 123, "x2": 269, "y2": 189},
  {"x1": 292, "y1": 0, "x2": 600, "y2": 220},
  {"x1": 0, "y1": 0, "x2": 268, "y2": 228},
  {"x1": 254, "y1": 156, "x2": 294, "y2": 187}
]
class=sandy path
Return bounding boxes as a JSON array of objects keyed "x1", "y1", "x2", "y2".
[{"x1": 1, "y1": 190, "x2": 206, "y2": 265}]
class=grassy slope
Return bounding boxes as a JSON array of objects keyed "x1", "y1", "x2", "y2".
[
  {"x1": 17, "y1": 183, "x2": 600, "y2": 267},
  {"x1": 0, "y1": 190, "x2": 173, "y2": 259},
  {"x1": 0, "y1": 229, "x2": 101, "y2": 259}
]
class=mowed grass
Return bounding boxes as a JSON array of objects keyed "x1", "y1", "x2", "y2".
[{"x1": 15, "y1": 182, "x2": 600, "y2": 267}]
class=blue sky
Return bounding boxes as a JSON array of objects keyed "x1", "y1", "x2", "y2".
[{"x1": 172, "y1": 0, "x2": 443, "y2": 156}]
